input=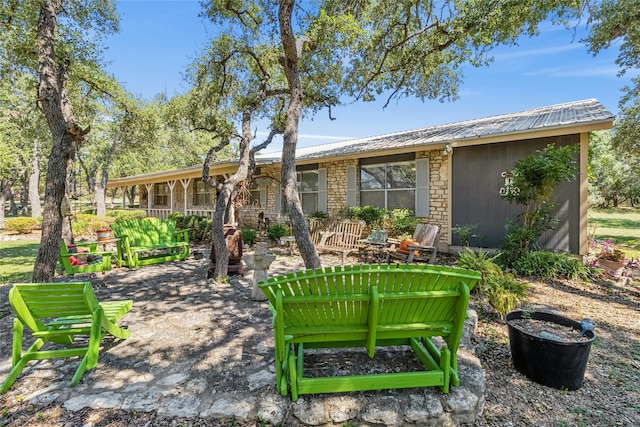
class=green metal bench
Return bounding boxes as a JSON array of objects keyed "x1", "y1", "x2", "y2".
[
  {"x1": 259, "y1": 263, "x2": 481, "y2": 401},
  {"x1": 0, "y1": 282, "x2": 133, "y2": 393},
  {"x1": 59, "y1": 240, "x2": 113, "y2": 275},
  {"x1": 110, "y1": 218, "x2": 190, "y2": 268}
]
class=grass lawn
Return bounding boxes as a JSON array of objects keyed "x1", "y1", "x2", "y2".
[
  {"x1": 589, "y1": 207, "x2": 640, "y2": 258},
  {"x1": 0, "y1": 239, "x2": 39, "y2": 285}
]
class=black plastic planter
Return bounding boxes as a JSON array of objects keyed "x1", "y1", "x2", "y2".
[{"x1": 505, "y1": 311, "x2": 596, "y2": 390}]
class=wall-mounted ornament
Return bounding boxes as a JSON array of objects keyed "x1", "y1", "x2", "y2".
[{"x1": 500, "y1": 171, "x2": 520, "y2": 197}]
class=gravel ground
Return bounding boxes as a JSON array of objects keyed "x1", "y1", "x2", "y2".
[{"x1": 1, "y1": 244, "x2": 639, "y2": 426}]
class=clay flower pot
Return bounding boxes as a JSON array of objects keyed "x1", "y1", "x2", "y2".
[
  {"x1": 96, "y1": 228, "x2": 112, "y2": 241},
  {"x1": 505, "y1": 310, "x2": 596, "y2": 390},
  {"x1": 598, "y1": 258, "x2": 626, "y2": 279}
]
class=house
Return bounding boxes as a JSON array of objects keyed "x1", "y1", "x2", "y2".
[{"x1": 106, "y1": 99, "x2": 614, "y2": 255}]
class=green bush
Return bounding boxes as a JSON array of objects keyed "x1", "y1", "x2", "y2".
[
  {"x1": 106, "y1": 209, "x2": 147, "y2": 222},
  {"x1": 456, "y1": 248, "x2": 502, "y2": 293},
  {"x1": 456, "y1": 247, "x2": 526, "y2": 316},
  {"x1": 337, "y1": 206, "x2": 357, "y2": 220},
  {"x1": 241, "y1": 228, "x2": 258, "y2": 246},
  {"x1": 170, "y1": 214, "x2": 212, "y2": 243},
  {"x1": 513, "y1": 250, "x2": 593, "y2": 280},
  {"x1": 73, "y1": 214, "x2": 114, "y2": 235},
  {"x1": 4, "y1": 217, "x2": 40, "y2": 234},
  {"x1": 72, "y1": 219, "x2": 89, "y2": 237},
  {"x1": 484, "y1": 273, "x2": 527, "y2": 317},
  {"x1": 384, "y1": 208, "x2": 418, "y2": 238},
  {"x1": 308, "y1": 211, "x2": 328, "y2": 220},
  {"x1": 267, "y1": 224, "x2": 289, "y2": 241},
  {"x1": 451, "y1": 224, "x2": 481, "y2": 247},
  {"x1": 355, "y1": 205, "x2": 386, "y2": 228}
]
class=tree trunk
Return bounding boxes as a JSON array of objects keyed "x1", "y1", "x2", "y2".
[
  {"x1": 211, "y1": 185, "x2": 231, "y2": 280},
  {"x1": 19, "y1": 176, "x2": 29, "y2": 215},
  {"x1": 0, "y1": 183, "x2": 11, "y2": 229},
  {"x1": 9, "y1": 189, "x2": 18, "y2": 216},
  {"x1": 94, "y1": 168, "x2": 108, "y2": 216},
  {"x1": 29, "y1": 140, "x2": 42, "y2": 218},
  {"x1": 32, "y1": 2, "x2": 88, "y2": 282},
  {"x1": 278, "y1": 0, "x2": 321, "y2": 269},
  {"x1": 127, "y1": 186, "x2": 136, "y2": 207}
]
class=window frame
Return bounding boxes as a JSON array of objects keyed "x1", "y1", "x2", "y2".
[
  {"x1": 153, "y1": 183, "x2": 170, "y2": 206},
  {"x1": 192, "y1": 178, "x2": 214, "y2": 206},
  {"x1": 359, "y1": 160, "x2": 417, "y2": 211}
]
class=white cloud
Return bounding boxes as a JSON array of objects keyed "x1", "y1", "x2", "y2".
[
  {"x1": 494, "y1": 43, "x2": 584, "y2": 61},
  {"x1": 523, "y1": 65, "x2": 621, "y2": 78}
]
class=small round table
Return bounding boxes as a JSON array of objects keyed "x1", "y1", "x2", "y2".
[{"x1": 279, "y1": 236, "x2": 296, "y2": 255}]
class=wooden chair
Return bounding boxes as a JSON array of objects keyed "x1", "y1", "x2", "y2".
[
  {"x1": 259, "y1": 263, "x2": 481, "y2": 401},
  {"x1": 386, "y1": 224, "x2": 440, "y2": 264},
  {"x1": 0, "y1": 282, "x2": 133, "y2": 393},
  {"x1": 309, "y1": 218, "x2": 366, "y2": 265}
]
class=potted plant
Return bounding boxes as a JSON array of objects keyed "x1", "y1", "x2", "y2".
[
  {"x1": 505, "y1": 310, "x2": 596, "y2": 391},
  {"x1": 593, "y1": 238, "x2": 626, "y2": 278},
  {"x1": 96, "y1": 227, "x2": 112, "y2": 241}
]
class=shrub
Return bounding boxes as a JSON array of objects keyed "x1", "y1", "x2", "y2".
[
  {"x1": 308, "y1": 211, "x2": 328, "y2": 220},
  {"x1": 267, "y1": 224, "x2": 289, "y2": 241},
  {"x1": 355, "y1": 205, "x2": 385, "y2": 228},
  {"x1": 170, "y1": 214, "x2": 212, "y2": 243},
  {"x1": 513, "y1": 250, "x2": 593, "y2": 280},
  {"x1": 4, "y1": 217, "x2": 40, "y2": 234},
  {"x1": 499, "y1": 144, "x2": 578, "y2": 267},
  {"x1": 484, "y1": 273, "x2": 527, "y2": 317},
  {"x1": 72, "y1": 219, "x2": 89, "y2": 237},
  {"x1": 384, "y1": 208, "x2": 418, "y2": 238},
  {"x1": 456, "y1": 247, "x2": 526, "y2": 316},
  {"x1": 73, "y1": 214, "x2": 114, "y2": 236},
  {"x1": 106, "y1": 209, "x2": 147, "y2": 222},
  {"x1": 337, "y1": 206, "x2": 357, "y2": 220},
  {"x1": 241, "y1": 228, "x2": 258, "y2": 246},
  {"x1": 456, "y1": 248, "x2": 502, "y2": 293},
  {"x1": 451, "y1": 224, "x2": 481, "y2": 247}
]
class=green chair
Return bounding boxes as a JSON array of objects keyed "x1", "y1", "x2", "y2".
[
  {"x1": 259, "y1": 263, "x2": 481, "y2": 401},
  {"x1": 59, "y1": 240, "x2": 113, "y2": 275},
  {"x1": 0, "y1": 282, "x2": 133, "y2": 393}
]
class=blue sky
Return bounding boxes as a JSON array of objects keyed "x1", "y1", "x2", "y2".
[{"x1": 106, "y1": 1, "x2": 632, "y2": 151}]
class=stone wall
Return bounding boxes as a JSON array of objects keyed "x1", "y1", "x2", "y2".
[{"x1": 417, "y1": 150, "x2": 449, "y2": 247}]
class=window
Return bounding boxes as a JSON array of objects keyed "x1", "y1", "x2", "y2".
[
  {"x1": 154, "y1": 183, "x2": 169, "y2": 206},
  {"x1": 297, "y1": 170, "x2": 319, "y2": 214},
  {"x1": 248, "y1": 179, "x2": 265, "y2": 207},
  {"x1": 193, "y1": 178, "x2": 213, "y2": 206},
  {"x1": 360, "y1": 161, "x2": 416, "y2": 210}
]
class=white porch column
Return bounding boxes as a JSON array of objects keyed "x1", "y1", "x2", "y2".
[
  {"x1": 167, "y1": 180, "x2": 176, "y2": 214},
  {"x1": 121, "y1": 186, "x2": 126, "y2": 209},
  {"x1": 181, "y1": 178, "x2": 191, "y2": 215},
  {"x1": 145, "y1": 183, "x2": 152, "y2": 215}
]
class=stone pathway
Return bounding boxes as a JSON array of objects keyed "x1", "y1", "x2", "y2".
[{"x1": 0, "y1": 248, "x2": 485, "y2": 425}]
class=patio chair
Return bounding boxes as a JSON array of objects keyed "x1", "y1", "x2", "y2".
[
  {"x1": 0, "y1": 282, "x2": 133, "y2": 393},
  {"x1": 386, "y1": 224, "x2": 440, "y2": 264}
]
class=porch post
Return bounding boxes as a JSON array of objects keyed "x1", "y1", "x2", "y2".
[
  {"x1": 579, "y1": 132, "x2": 589, "y2": 255},
  {"x1": 181, "y1": 179, "x2": 191, "y2": 215},
  {"x1": 145, "y1": 183, "x2": 152, "y2": 217},
  {"x1": 167, "y1": 180, "x2": 176, "y2": 215},
  {"x1": 121, "y1": 186, "x2": 126, "y2": 209}
]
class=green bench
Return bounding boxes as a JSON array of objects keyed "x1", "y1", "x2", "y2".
[
  {"x1": 1, "y1": 282, "x2": 133, "y2": 392},
  {"x1": 110, "y1": 218, "x2": 190, "y2": 268},
  {"x1": 59, "y1": 240, "x2": 113, "y2": 275},
  {"x1": 259, "y1": 263, "x2": 481, "y2": 401}
]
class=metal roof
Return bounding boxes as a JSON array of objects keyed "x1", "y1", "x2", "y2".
[
  {"x1": 107, "y1": 99, "x2": 614, "y2": 187},
  {"x1": 259, "y1": 98, "x2": 614, "y2": 161}
]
